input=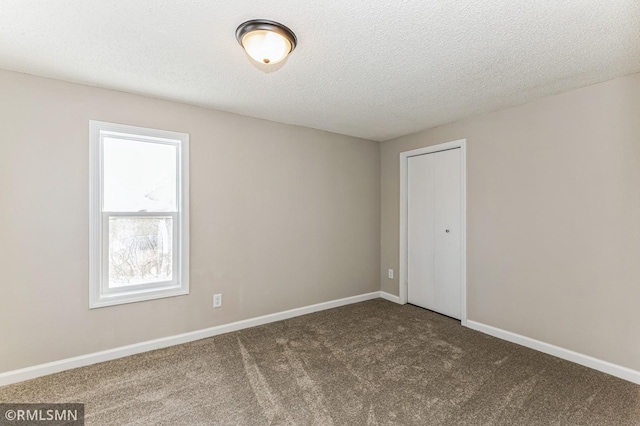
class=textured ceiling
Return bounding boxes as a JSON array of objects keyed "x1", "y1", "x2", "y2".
[{"x1": 1, "y1": 1, "x2": 639, "y2": 141}]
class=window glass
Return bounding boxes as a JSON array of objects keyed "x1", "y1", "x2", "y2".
[
  {"x1": 103, "y1": 137, "x2": 177, "y2": 212},
  {"x1": 108, "y1": 216, "x2": 173, "y2": 287}
]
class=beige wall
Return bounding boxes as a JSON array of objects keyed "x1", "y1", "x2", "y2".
[
  {"x1": 0, "y1": 70, "x2": 380, "y2": 373},
  {"x1": 381, "y1": 73, "x2": 640, "y2": 371},
  {"x1": 2, "y1": 67, "x2": 639, "y2": 376}
]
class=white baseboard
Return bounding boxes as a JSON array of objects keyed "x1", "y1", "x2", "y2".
[
  {"x1": 10, "y1": 296, "x2": 633, "y2": 388},
  {"x1": 466, "y1": 320, "x2": 640, "y2": 385},
  {"x1": 0, "y1": 291, "x2": 382, "y2": 387},
  {"x1": 380, "y1": 291, "x2": 401, "y2": 304}
]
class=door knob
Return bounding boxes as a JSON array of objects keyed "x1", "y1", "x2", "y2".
[{"x1": 445, "y1": 229, "x2": 450, "y2": 233}]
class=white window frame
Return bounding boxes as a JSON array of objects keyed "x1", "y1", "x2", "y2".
[{"x1": 89, "y1": 120, "x2": 189, "y2": 308}]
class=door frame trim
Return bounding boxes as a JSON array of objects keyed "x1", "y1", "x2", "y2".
[{"x1": 399, "y1": 139, "x2": 467, "y2": 325}]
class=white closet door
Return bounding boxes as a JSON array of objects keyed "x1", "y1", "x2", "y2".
[
  {"x1": 407, "y1": 148, "x2": 462, "y2": 319},
  {"x1": 407, "y1": 154, "x2": 436, "y2": 310}
]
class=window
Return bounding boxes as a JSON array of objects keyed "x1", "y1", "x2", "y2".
[{"x1": 89, "y1": 121, "x2": 189, "y2": 308}]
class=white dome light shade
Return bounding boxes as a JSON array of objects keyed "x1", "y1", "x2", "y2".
[
  {"x1": 236, "y1": 20, "x2": 297, "y2": 65},
  {"x1": 242, "y1": 30, "x2": 291, "y2": 64}
]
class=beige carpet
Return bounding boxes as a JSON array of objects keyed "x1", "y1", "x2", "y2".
[{"x1": 1, "y1": 299, "x2": 639, "y2": 425}]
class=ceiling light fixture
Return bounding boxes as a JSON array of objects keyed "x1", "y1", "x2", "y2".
[{"x1": 235, "y1": 19, "x2": 297, "y2": 65}]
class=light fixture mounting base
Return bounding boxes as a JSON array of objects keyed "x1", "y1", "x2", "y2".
[{"x1": 235, "y1": 19, "x2": 297, "y2": 52}]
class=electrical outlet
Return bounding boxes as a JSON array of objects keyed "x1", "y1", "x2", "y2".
[
  {"x1": 388, "y1": 269, "x2": 394, "y2": 279},
  {"x1": 213, "y1": 294, "x2": 222, "y2": 308}
]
